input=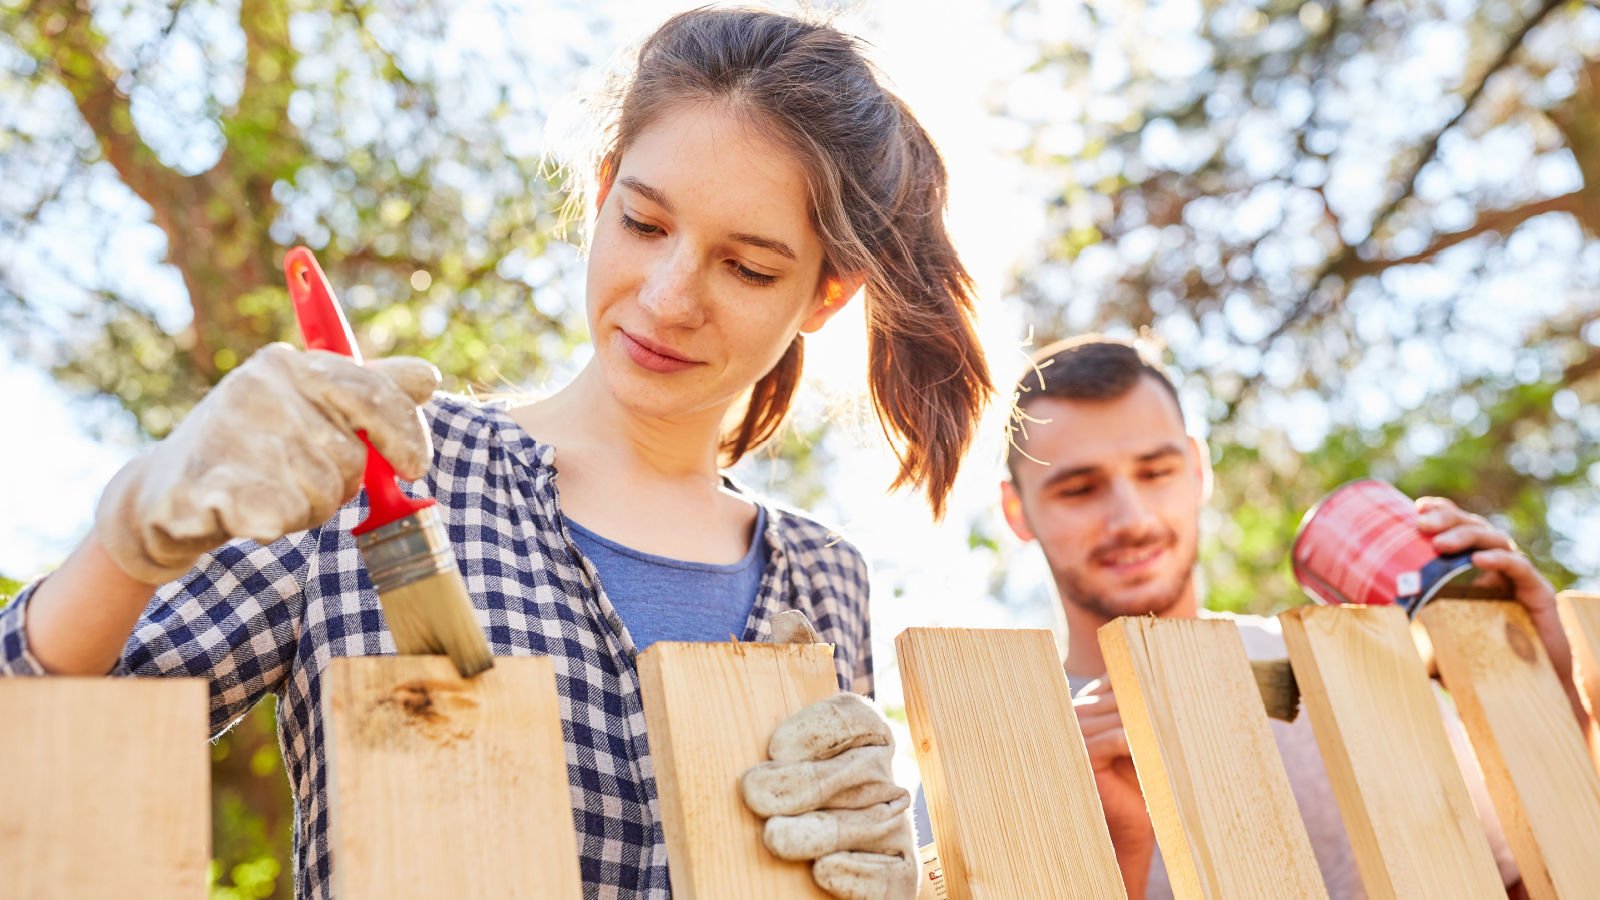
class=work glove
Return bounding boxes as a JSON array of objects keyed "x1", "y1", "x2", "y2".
[
  {"x1": 95, "y1": 342, "x2": 439, "y2": 585},
  {"x1": 740, "y1": 611, "x2": 919, "y2": 900}
]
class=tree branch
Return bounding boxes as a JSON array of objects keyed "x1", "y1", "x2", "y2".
[
  {"x1": 38, "y1": 0, "x2": 187, "y2": 220},
  {"x1": 1256, "y1": 0, "x2": 1564, "y2": 354},
  {"x1": 1338, "y1": 191, "x2": 1584, "y2": 278}
]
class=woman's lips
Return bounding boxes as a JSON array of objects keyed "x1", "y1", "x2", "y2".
[{"x1": 620, "y1": 330, "x2": 700, "y2": 374}]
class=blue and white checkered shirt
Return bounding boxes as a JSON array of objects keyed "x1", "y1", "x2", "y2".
[{"x1": 0, "y1": 397, "x2": 874, "y2": 899}]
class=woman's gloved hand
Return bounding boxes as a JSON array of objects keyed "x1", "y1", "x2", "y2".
[
  {"x1": 742, "y1": 611, "x2": 919, "y2": 900},
  {"x1": 94, "y1": 343, "x2": 439, "y2": 584}
]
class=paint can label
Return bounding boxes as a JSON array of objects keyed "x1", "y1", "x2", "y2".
[{"x1": 1291, "y1": 479, "x2": 1480, "y2": 617}]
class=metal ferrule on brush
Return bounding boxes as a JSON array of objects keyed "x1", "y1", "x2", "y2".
[{"x1": 356, "y1": 506, "x2": 456, "y2": 594}]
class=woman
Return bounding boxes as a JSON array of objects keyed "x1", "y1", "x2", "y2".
[{"x1": 1, "y1": 8, "x2": 990, "y2": 898}]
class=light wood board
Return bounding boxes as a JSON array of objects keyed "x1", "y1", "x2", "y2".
[
  {"x1": 1099, "y1": 616, "x2": 1327, "y2": 900},
  {"x1": 1557, "y1": 591, "x2": 1600, "y2": 770},
  {"x1": 324, "y1": 656, "x2": 581, "y2": 899},
  {"x1": 1418, "y1": 600, "x2": 1600, "y2": 899},
  {"x1": 0, "y1": 677, "x2": 209, "y2": 899},
  {"x1": 896, "y1": 627, "x2": 1123, "y2": 899},
  {"x1": 1279, "y1": 605, "x2": 1502, "y2": 899},
  {"x1": 637, "y1": 641, "x2": 838, "y2": 899}
]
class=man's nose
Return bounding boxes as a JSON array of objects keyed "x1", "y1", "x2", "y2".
[
  {"x1": 637, "y1": 248, "x2": 707, "y2": 328},
  {"x1": 1104, "y1": 478, "x2": 1158, "y2": 537}
]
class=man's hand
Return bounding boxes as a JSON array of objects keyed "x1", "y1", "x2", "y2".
[
  {"x1": 740, "y1": 622, "x2": 917, "y2": 900},
  {"x1": 1416, "y1": 496, "x2": 1587, "y2": 723},
  {"x1": 1074, "y1": 677, "x2": 1154, "y2": 896},
  {"x1": 95, "y1": 343, "x2": 439, "y2": 584}
]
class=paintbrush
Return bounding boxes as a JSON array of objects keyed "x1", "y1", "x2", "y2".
[{"x1": 284, "y1": 246, "x2": 494, "y2": 677}]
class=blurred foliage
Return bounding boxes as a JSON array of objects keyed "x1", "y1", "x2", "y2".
[
  {"x1": 1004, "y1": 0, "x2": 1600, "y2": 613},
  {"x1": 0, "y1": 575, "x2": 22, "y2": 606},
  {"x1": 0, "y1": 1, "x2": 612, "y2": 895},
  {"x1": 0, "y1": 0, "x2": 599, "y2": 442}
]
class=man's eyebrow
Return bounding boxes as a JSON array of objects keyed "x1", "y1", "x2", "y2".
[
  {"x1": 729, "y1": 231, "x2": 796, "y2": 261},
  {"x1": 1137, "y1": 444, "x2": 1186, "y2": 464},
  {"x1": 1038, "y1": 464, "x2": 1102, "y2": 491},
  {"x1": 619, "y1": 177, "x2": 673, "y2": 213},
  {"x1": 1035, "y1": 443, "x2": 1185, "y2": 490}
]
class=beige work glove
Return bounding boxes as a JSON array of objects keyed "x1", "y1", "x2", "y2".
[
  {"x1": 95, "y1": 343, "x2": 439, "y2": 585},
  {"x1": 740, "y1": 611, "x2": 919, "y2": 900}
]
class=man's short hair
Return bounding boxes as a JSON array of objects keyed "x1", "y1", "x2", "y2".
[{"x1": 1006, "y1": 334, "x2": 1183, "y2": 479}]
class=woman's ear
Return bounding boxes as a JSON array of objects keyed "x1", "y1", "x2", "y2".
[{"x1": 800, "y1": 273, "x2": 865, "y2": 333}]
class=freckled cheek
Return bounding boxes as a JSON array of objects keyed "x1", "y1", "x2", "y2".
[{"x1": 585, "y1": 241, "x2": 642, "y2": 321}]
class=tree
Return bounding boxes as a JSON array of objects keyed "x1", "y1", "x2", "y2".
[
  {"x1": 1, "y1": 2, "x2": 609, "y2": 895},
  {"x1": 2, "y1": 0, "x2": 600, "y2": 438},
  {"x1": 1004, "y1": 0, "x2": 1600, "y2": 612}
]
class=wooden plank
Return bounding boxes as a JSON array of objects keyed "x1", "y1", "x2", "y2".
[
  {"x1": 325, "y1": 656, "x2": 581, "y2": 899},
  {"x1": 1557, "y1": 590, "x2": 1600, "y2": 769},
  {"x1": 896, "y1": 628, "x2": 1123, "y2": 899},
  {"x1": 0, "y1": 677, "x2": 209, "y2": 899},
  {"x1": 1279, "y1": 605, "x2": 1502, "y2": 900},
  {"x1": 1098, "y1": 616, "x2": 1327, "y2": 900},
  {"x1": 1418, "y1": 599, "x2": 1600, "y2": 899},
  {"x1": 637, "y1": 641, "x2": 838, "y2": 899}
]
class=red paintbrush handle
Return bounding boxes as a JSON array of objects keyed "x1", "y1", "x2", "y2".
[
  {"x1": 284, "y1": 247, "x2": 361, "y2": 362},
  {"x1": 284, "y1": 245, "x2": 433, "y2": 535}
]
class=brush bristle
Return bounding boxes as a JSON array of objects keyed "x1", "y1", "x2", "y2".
[
  {"x1": 377, "y1": 566, "x2": 495, "y2": 677},
  {"x1": 1251, "y1": 657, "x2": 1301, "y2": 722}
]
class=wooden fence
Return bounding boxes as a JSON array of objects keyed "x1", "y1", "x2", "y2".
[{"x1": 4, "y1": 593, "x2": 1600, "y2": 899}]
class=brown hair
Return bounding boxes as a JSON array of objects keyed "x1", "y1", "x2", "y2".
[
  {"x1": 1006, "y1": 335, "x2": 1182, "y2": 479},
  {"x1": 594, "y1": 7, "x2": 991, "y2": 518}
]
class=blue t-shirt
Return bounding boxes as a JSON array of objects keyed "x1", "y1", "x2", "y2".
[{"x1": 567, "y1": 505, "x2": 768, "y2": 651}]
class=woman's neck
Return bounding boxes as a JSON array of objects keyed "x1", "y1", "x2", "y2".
[
  {"x1": 515, "y1": 362, "x2": 728, "y2": 483},
  {"x1": 508, "y1": 362, "x2": 758, "y2": 564}
]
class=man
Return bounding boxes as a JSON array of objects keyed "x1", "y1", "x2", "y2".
[{"x1": 995, "y1": 334, "x2": 1589, "y2": 897}]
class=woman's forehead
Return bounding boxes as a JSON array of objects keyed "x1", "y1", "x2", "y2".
[{"x1": 618, "y1": 105, "x2": 819, "y2": 246}]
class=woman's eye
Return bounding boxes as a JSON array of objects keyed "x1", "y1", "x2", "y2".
[
  {"x1": 730, "y1": 262, "x2": 777, "y2": 287},
  {"x1": 620, "y1": 213, "x2": 661, "y2": 236}
]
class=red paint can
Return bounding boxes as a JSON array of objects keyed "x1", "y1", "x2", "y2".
[{"x1": 1291, "y1": 480, "x2": 1487, "y2": 616}]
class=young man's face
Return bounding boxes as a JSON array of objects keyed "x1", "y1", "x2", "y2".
[{"x1": 1003, "y1": 375, "x2": 1207, "y2": 623}]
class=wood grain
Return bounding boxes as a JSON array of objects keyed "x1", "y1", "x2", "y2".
[
  {"x1": 324, "y1": 656, "x2": 581, "y2": 899},
  {"x1": 1279, "y1": 605, "x2": 1502, "y2": 899},
  {"x1": 896, "y1": 628, "x2": 1123, "y2": 899},
  {"x1": 637, "y1": 641, "x2": 838, "y2": 900},
  {"x1": 1099, "y1": 616, "x2": 1327, "y2": 900},
  {"x1": 1418, "y1": 600, "x2": 1600, "y2": 899},
  {"x1": 0, "y1": 677, "x2": 209, "y2": 899},
  {"x1": 1556, "y1": 591, "x2": 1600, "y2": 770}
]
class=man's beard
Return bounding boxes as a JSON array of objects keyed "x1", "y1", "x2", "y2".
[{"x1": 1054, "y1": 539, "x2": 1197, "y2": 623}]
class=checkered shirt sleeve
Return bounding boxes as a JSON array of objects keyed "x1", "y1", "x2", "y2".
[{"x1": 0, "y1": 395, "x2": 874, "y2": 899}]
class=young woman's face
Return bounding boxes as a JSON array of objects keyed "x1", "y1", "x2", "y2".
[{"x1": 586, "y1": 102, "x2": 841, "y2": 422}]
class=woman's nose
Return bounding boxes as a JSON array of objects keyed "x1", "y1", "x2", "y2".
[{"x1": 637, "y1": 249, "x2": 707, "y2": 328}]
